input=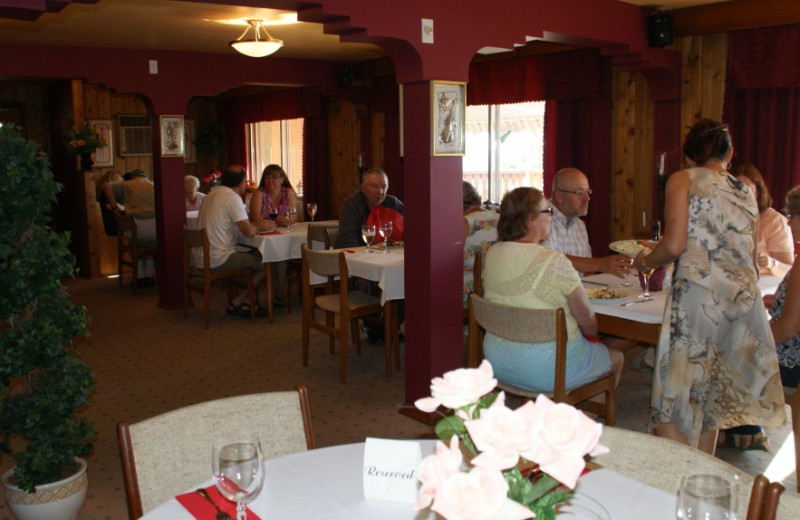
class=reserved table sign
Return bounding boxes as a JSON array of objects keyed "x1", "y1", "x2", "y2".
[{"x1": 362, "y1": 437, "x2": 422, "y2": 503}]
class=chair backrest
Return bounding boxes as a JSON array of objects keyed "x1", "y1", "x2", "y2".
[
  {"x1": 306, "y1": 222, "x2": 339, "y2": 250},
  {"x1": 117, "y1": 386, "x2": 315, "y2": 519},
  {"x1": 182, "y1": 226, "x2": 210, "y2": 273},
  {"x1": 116, "y1": 213, "x2": 138, "y2": 251},
  {"x1": 473, "y1": 249, "x2": 485, "y2": 297},
  {"x1": 302, "y1": 244, "x2": 341, "y2": 278},
  {"x1": 467, "y1": 293, "x2": 566, "y2": 372},
  {"x1": 326, "y1": 227, "x2": 339, "y2": 249}
]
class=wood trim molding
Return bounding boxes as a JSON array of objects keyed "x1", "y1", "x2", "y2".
[{"x1": 672, "y1": 0, "x2": 800, "y2": 37}]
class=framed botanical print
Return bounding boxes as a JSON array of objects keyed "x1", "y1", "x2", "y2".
[
  {"x1": 159, "y1": 115, "x2": 184, "y2": 157},
  {"x1": 88, "y1": 119, "x2": 114, "y2": 167},
  {"x1": 431, "y1": 81, "x2": 466, "y2": 156}
]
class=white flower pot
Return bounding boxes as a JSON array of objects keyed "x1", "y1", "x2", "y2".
[{"x1": 2, "y1": 458, "x2": 88, "y2": 520}]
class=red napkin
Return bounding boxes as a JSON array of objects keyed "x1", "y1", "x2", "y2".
[
  {"x1": 176, "y1": 485, "x2": 262, "y2": 520},
  {"x1": 638, "y1": 265, "x2": 666, "y2": 292},
  {"x1": 257, "y1": 230, "x2": 281, "y2": 236}
]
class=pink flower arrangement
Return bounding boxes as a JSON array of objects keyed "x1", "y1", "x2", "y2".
[
  {"x1": 67, "y1": 122, "x2": 107, "y2": 155},
  {"x1": 414, "y1": 360, "x2": 608, "y2": 520},
  {"x1": 203, "y1": 170, "x2": 221, "y2": 188}
]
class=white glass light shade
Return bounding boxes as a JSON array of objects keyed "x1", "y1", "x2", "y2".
[{"x1": 229, "y1": 20, "x2": 284, "y2": 58}]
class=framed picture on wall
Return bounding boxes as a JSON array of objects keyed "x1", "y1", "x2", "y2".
[
  {"x1": 159, "y1": 115, "x2": 184, "y2": 157},
  {"x1": 431, "y1": 80, "x2": 466, "y2": 156},
  {"x1": 183, "y1": 119, "x2": 196, "y2": 164},
  {"x1": 89, "y1": 119, "x2": 114, "y2": 167}
]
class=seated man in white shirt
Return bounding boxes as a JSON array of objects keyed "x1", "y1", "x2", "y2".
[
  {"x1": 198, "y1": 165, "x2": 275, "y2": 317},
  {"x1": 544, "y1": 167, "x2": 630, "y2": 277}
]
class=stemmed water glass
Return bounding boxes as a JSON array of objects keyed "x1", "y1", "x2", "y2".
[
  {"x1": 306, "y1": 202, "x2": 318, "y2": 223},
  {"x1": 639, "y1": 266, "x2": 655, "y2": 299},
  {"x1": 619, "y1": 258, "x2": 635, "y2": 288},
  {"x1": 212, "y1": 432, "x2": 264, "y2": 520},
  {"x1": 676, "y1": 473, "x2": 738, "y2": 520},
  {"x1": 379, "y1": 221, "x2": 393, "y2": 253},
  {"x1": 286, "y1": 207, "x2": 297, "y2": 232},
  {"x1": 362, "y1": 224, "x2": 376, "y2": 253}
]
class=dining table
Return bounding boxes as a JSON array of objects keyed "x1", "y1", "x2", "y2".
[
  {"x1": 139, "y1": 428, "x2": 703, "y2": 520},
  {"x1": 583, "y1": 272, "x2": 782, "y2": 344}
]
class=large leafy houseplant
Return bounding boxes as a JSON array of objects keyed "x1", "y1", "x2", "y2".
[{"x1": 0, "y1": 124, "x2": 94, "y2": 493}]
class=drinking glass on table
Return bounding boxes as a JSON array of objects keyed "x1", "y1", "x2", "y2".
[
  {"x1": 268, "y1": 210, "x2": 278, "y2": 224},
  {"x1": 286, "y1": 207, "x2": 297, "y2": 232},
  {"x1": 306, "y1": 202, "x2": 318, "y2": 223},
  {"x1": 619, "y1": 258, "x2": 635, "y2": 288},
  {"x1": 639, "y1": 266, "x2": 655, "y2": 299},
  {"x1": 378, "y1": 221, "x2": 393, "y2": 253},
  {"x1": 676, "y1": 473, "x2": 738, "y2": 520},
  {"x1": 362, "y1": 224, "x2": 376, "y2": 253},
  {"x1": 212, "y1": 432, "x2": 264, "y2": 520}
]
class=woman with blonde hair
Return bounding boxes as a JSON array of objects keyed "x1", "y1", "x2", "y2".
[{"x1": 184, "y1": 175, "x2": 205, "y2": 211}]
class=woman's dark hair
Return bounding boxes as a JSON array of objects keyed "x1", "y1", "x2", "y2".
[
  {"x1": 733, "y1": 163, "x2": 772, "y2": 213},
  {"x1": 497, "y1": 187, "x2": 543, "y2": 241},
  {"x1": 682, "y1": 118, "x2": 732, "y2": 166},
  {"x1": 785, "y1": 185, "x2": 800, "y2": 218},
  {"x1": 258, "y1": 164, "x2": 293, "y2": 190},
  {"x1": 221, "y1": 165, "x2": 246, "y2": 188},
  {"x1": 463, "y1": 181, "x2": 482, "y2": 213}
]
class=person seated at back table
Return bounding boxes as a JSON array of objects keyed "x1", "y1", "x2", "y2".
[
  {"x1": 198, "y1": 165, "x2": 274, "y2": 318},
  {"x1": 185, "y1": 175, "x2": 205, "y2": 211},
  {"x1": 335, "y1": 167, "x2": 405, "y2": 343},
  {"x1": 544, "y1": 167, "x2": 630, "y2": 277},
  {"x1": 462, "y1": 180, "x2": 498, "y2": 308},
  {"x1": 483, "y1": 186, "x2": 624, "y2": 393},
  {"x1": 335, "y1": 168, "x2": 404, "y2": 248}
]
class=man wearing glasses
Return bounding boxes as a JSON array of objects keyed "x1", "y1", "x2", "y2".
[{"x1": 545, "y1": 167, "x2": 629, "y2": 277}]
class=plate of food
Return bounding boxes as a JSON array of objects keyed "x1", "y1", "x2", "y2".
[
  {"x1": 609, "y1": 239, "x2": 658, "y2": 258},
  {"x1": 585, "y1": 286, "x2": 631, "y2": 304}
]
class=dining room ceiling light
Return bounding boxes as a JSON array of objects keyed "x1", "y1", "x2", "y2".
[{"x1": 229, "y1": 19, "x2": 283, "y2": 58}]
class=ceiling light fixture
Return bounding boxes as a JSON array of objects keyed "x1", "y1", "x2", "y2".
[{"x1": 229, "y1": 19, "x2": 284, "y2": 58}]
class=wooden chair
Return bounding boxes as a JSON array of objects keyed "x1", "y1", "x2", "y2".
[
  {"x1": 115, "y1": 213, "x2": 156, "y2": 295},
  {"x1": 784, "y1": 381, "x2": 800, "y2": 492},
  {"x1": 467, "y1": 293, "x2": 615, "y2": 424},
  {"x1": 463, "y1": 249, "x2": 485, "y2": 320},
  {"x1": 747, "y1": 474, "x2": 785, "y2": 520},
  {"x1": 326, "y1": 227, "x2": 339, "y2": 249},
  {"x1": 117, "y1": 386, "x2": 315, "y2": 519},
  {"x1": 182, "y1": 226, "x2": 256, "y2": 329},
  {"x1": 301, "y1": 244, "x2": 394, "y2": 383},
  {"x1": 306, "y1": 222, "x2": 339, "y2": 250}
]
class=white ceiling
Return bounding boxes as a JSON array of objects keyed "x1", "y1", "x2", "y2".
[{"x1": 0, "y1": 0, "x2": 728, "y2": 62}]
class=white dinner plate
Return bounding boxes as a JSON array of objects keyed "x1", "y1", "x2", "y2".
[
  {"x1": 609, "y1": 239, "x2": 658, "y2": 257},
  {"x1": 557, "y1": 490, "x2": 612, "y2": 520},
  {"x1": 585, "y1": 287, "x2": 632, "y2": 304}
]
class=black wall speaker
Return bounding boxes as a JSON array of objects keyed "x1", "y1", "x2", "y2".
[
  {"x1": 647, "y1": 12, "x2": 674, "y2": 48},
  {"x1": 338, "y1": 66, "x2": 353, "y2": 87}
]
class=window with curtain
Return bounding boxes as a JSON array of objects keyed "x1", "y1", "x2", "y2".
[
  {"x1": 246, "y1": 118, "x2": 304, "y2": 196},
  {"x1": 462, "y1": 101, "x2": 545, "y2": 203}
]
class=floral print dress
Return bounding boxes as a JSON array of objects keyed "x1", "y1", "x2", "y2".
[
  {"x1": 769, "y1": 272, "x2": 800, "y2": 384},
  {"x1": 649, "y1": 168, "x2": 785, "y2": 446},
  {"x1": 463, "y1": 209, "x2": 499, "y2": 306}
]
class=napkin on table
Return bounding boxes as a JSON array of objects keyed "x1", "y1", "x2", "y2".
[
  {"x1": 175, "y1": 485, "x2": 262, "y2": 520},
  {"x1": 638, "y1": 265, "x2": 666, "y2": 292}
]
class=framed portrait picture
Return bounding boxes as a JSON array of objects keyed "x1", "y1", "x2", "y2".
[
  {"x1": 159, "y1": 115, "x2": 184, "y2": 157},
  {"x1": 431, "y1": 80, "x2": 466, "y2": 156},
  {"x1": 89, "y1": 119, "x2": 114, "y2": 167},
  {"x1": 183, "y1": 119, "x2": 196, "y2": 164}
]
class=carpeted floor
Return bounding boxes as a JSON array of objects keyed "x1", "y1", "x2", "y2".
[{"x1": 0, "y1": 276, "x2": 794, "y2": 519}]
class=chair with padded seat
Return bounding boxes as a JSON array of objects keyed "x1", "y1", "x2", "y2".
[
  {"x1": 467, "y1": 293, "x2": 615, "y2": 424},
  {"x1": 747, "y1": 474, "x2": 785, "y2": 520},
  {"x1": 301, "y1": 244, "x2": 395, "y2": 383},
  {"x1": 306, "y1": 222, "x2": 339, "y2": 250},
  {"x1": 783, "y1": 381, "x2": 800, "y2": 492},
  {"x1": 182, "y1": 226, "x2": 256, "y2": 329},
  {"x1": 115, "y1": 213, "x2": 157, "y2": 295},
  {"x1": 117, "y1": 386, "x2": 315, "y2": 519}
]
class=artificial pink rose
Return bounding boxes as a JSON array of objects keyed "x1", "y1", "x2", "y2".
[
  {"x1": 414, "y1": 435, "x2": 463, "y2": 510},
  {"x1": 432, "y1": 467, "x2": 534, "y2": 520},
  {"x1": 415, "y1": 360, "x2": 497, "y2": 413},
  {"x1": 520, "y1": 395, "x2": 606, "y2": 489},
  {"x1": 466, "y1": 393, "x2": 539, "y2": 471}
]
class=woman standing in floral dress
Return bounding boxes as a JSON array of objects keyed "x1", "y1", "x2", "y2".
[{"x1": 633, "y1": 119, "x2": 785, "y2": 454}]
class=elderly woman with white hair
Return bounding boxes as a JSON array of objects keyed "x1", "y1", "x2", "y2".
[{"x1": 185, "y1": 175, "x2": 205, "y2": 211}]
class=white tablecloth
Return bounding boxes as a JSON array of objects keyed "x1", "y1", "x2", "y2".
[
  {"x1": 141, "y1": 439, "x2": 677, "y2": 520},
  {"x1": 344, "y1": 247, "x2": 405, "y2": 304}
]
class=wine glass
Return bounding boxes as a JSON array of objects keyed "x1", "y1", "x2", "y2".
[
  {"x1": 268, "y1": 210, "x2": 278, "y2": 223},
  {"x1": 676, "y1": 473, "x2": 738, "y2": 520},
  {"x1": 286, "y1": 207, "x2": 297, "y2": 232},
  {"x1": 362, "y1": 224, "x2": 376, "y2": 253},
  {"x1": 306, "y1": 202, "x2": 318, "y2": 223},
  {"x1": 379, "y1": 221, "x2": 393, "y2": 253},
  {"x1": 639, "y1": 266, "x2": 655, "y2": 299},
  {"x1": 619, "y1": 258, "x2": 635, "y2": 288},
  {"x1": 212, "y1": 432, "x2": 264, "y2": 520}
]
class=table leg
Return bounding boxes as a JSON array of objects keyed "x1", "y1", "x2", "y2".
[{"x1": 265, "y1": 263, "x2": 274, "y2": 324}]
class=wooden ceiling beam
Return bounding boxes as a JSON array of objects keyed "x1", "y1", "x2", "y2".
[{"x1": 672, "y1": 0, "x2": 800, "y2": 36}]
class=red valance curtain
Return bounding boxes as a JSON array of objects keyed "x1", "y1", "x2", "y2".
[
  {"x1": 724, "y1": 24, "x2": 800, "y2": 207},
  {"x1": 217, "y1": 88, "x2": 323, "y2": 166}
]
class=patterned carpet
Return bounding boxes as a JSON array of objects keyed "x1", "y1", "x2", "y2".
[{"x1": 0, "y1": 276, "x2": 794, "y2": 519}]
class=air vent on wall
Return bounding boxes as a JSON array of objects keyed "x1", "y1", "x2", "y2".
[{"x1": 118, "y1": 115, "x2": 152, "y2": 156}]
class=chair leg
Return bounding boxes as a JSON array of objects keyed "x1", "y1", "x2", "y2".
[
  {"x1": 605, "y1": 384, "x2": 615, "y2": 426},
  {"x1": 265, "y1": 264, "x2": 274, "y2": 324},
  {"x1": 352, "y1": 320, "x2": 362, "y2": 355},
  {"x1": 791, "y1": 401, "x2": 800, "y2": 493},
  {"x1": 203, "y1": 280, "x2": 211, "y2": 330},
  {"x1": 246, "y1": 274, "x2": 256, "y2": 321},
  {"x1": 326, "y1": 312, "x2": 335, "y2": 354},
  {"x1": 302, "y1": 311, "x2": 310, "y2": 367},
  {"x1": 339, "y1": 323, "x2": 349, "y2": 384},
  {"x1": 384, "y1": 303, "x2": 393, "y2": 378}
]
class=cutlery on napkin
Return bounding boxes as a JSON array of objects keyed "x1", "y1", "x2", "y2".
[
  {"x1": 176, "y1": 485, "x2": 261, "y2": 520},
  {"x1": 258, "y1": 230, "x2": 282, "y2": 235},
  {"x1": 582, "y1": 280, "x2": 608, "y2": 286}
]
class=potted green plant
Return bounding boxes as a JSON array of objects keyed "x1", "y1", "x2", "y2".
[{"x1": 0, "y1": 124, "x2": 94, "y2": 520}]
